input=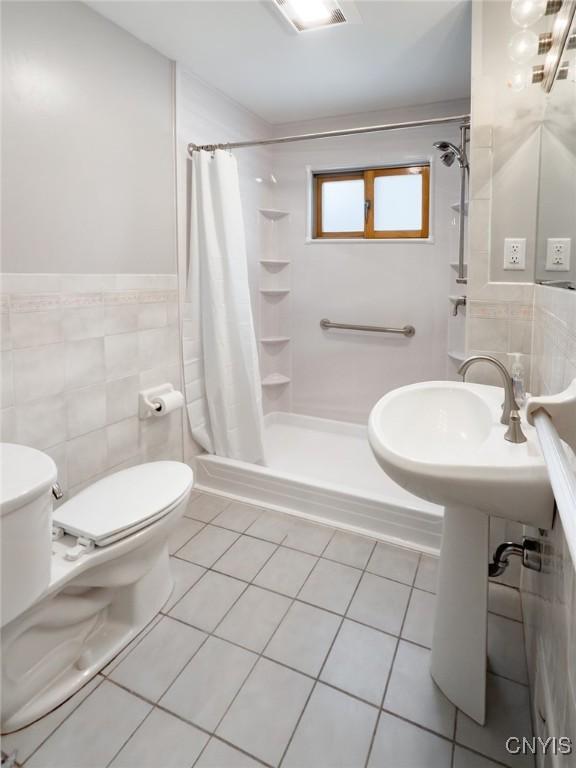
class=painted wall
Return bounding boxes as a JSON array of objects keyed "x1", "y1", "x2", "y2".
[
  {"x1": 1, "y1": 1, "x2": 176, "y2": 274},
  {"x1": 270, "y1": 101, "x2": 467, "y2": 423},
  {"x1": 0, "y1": 2, "x2": 183, "y2": 495}
]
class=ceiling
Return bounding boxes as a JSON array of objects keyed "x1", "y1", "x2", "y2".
[{"x1": 87, "y1": 0, "x2": 471, "y2": 125}]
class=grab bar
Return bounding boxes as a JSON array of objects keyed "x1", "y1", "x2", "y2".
[{"x1": 320, "y1": 318, "x2": 415, "y2": 337}]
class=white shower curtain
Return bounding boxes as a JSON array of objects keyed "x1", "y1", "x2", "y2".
[{"x1": 187, "y1": 149, "x2": 265, "y2": 464}]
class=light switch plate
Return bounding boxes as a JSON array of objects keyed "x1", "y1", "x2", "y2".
[
  {"x1": 503, "y1": 238, "x2": 526, "y2": 270},
  {"x1": 545, "y1": 238, "x2": 571, "y2": 271}
]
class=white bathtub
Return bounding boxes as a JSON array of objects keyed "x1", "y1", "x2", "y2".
[{"x1": 194, "y1": 411, "x2": 443, "y2": 554}]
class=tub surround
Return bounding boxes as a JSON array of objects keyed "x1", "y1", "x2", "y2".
[{"x1": 0, "y1": 273, "x2": 182, "y2": 502}]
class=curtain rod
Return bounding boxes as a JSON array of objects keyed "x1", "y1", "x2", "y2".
[{"x1": 187, "y1": 113, "x2": 470, "y2": 155}]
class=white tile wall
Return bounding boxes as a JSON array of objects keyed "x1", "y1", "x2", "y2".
[
  {"x1": 522, "y1": 285, "x2": 576, "y2": 750},
  {"x1": 0, "y1": 273, "x2": 183, "y2": 499}
]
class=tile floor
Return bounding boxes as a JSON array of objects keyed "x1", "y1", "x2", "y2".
[{"x1": 4, "y1": 492, "x2": 534, "y2": 768}]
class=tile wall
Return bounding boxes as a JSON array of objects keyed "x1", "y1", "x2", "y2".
[
  {"x1": 0, "y1": 273, "x2": 183, "y2": 501},
  {"x1": 522, "y1": 285, "x2": 576, "y2": 750},
  {"x1": 465, "y1": 120, "x2": 535, "y2": 390}
]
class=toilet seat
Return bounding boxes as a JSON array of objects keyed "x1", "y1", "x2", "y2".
[{"x1": 52, "y1": 461, "x2": 193, "y2": 549}]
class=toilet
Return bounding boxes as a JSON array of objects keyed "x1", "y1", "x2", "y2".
[{"x1": 0, "y1": 443, "x2": 193, "y2": 733}]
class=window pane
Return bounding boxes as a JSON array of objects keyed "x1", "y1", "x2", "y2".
[
  {"x1": 322, "y1": 179, "x2": 365, "y2": 232},
  {"x1": 374, "y1": 173, "x2": 422, "y2": 231}
]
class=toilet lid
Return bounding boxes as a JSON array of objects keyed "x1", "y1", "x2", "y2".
[{"x1": 53, "y1": 461, "x2": 193, "y2": 546}]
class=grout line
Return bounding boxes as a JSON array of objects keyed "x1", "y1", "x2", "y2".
[
  {"x1": 450, "y1": 683, "x2": 458, "y2": 768},
  {"x1": 363, "y1": 552, "x2": 421, "y2": 768},
  {"x1": 166, "y1": 547, "x2": 530, "y2": 690},
  {"x1": 104, "y1": 703, "x2": 158, "y2": 768},
  {"x1": 16, "y1": 677, "x2": 106, "y2": 767},
  {"x1": 276, "y1": 541, "x2": 369, "y2": 768}
]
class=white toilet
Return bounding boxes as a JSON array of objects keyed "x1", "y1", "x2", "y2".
[{"x1": 0, "y1": 443, "x2": 193, "y2": 733}]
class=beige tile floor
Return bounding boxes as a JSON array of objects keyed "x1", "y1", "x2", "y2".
[{"x1": 3, "y1": 492, "x2": 534, "y2": 768}]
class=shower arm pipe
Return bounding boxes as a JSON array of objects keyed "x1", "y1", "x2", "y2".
[{"x1": 187, "y1": 114, "x2": 470, "y2": 154}]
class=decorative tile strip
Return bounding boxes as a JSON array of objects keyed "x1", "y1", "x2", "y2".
[
  {"x1": 60, "y1": 292, "x2": 103, "y2": 308},
  {"x1": 139, "y1": 290, "x2": 176, "y2": 304},
  {"x1": 0, "y1": 295, "x2": 9, "y2": 314},
  {"x1": 10, "y1": 294, "x2": 62, "y2": 313},
  {"x1": 509, "y1": 303, "x2": 533, "y2": 321},
  {"x1": 103, "y1": 290, "x2": 140, "y2": 306},
  {"x1": 468, "y1": 301, "x2": 509, "y2": 320}
]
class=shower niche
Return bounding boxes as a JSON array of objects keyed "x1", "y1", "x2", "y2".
[{"x1": 258, "y1": 208, "x2": 291, "y2": 413}]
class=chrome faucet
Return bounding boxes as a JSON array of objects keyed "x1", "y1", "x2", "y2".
[{"x1": 458, "y1": 355, "x2": 527, "y2": 444}]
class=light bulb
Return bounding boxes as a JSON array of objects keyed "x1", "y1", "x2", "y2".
[
  {"x1": 508, "y1": 69, "x2": 529, "y2": 91},
  {"x1": 510, "y1": 0, "x2": 547, "y2": 28},
  {"x1": 508, "y1": 30, "x2": 539, "y2": 63}
]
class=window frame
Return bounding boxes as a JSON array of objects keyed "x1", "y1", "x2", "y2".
[{"x1": 313, "y1": 164, "x2": 430, "y2": 241}]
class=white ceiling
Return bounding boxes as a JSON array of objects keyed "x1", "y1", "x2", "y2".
[{"x1": 88, "y1": 0, "x2": 471, "y2": 124}]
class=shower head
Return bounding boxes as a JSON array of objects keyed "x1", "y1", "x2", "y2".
[
  {"x1": 433, "y1": 140, "x2": 468, "y2": 169},
  {"x1": 439, "y1": 150, "x2": 456, "y2": 167}
]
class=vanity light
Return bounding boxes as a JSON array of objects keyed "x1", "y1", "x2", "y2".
[
  {"x1": 508, "y1": 29, "x2": 540, "y2": 63},
  {"x1": 273, "y1": 0, "x2": 347, "y2": 32},
  {"x1": 507, "y1": 64, "x2": 545, "y2": 90},
  {"x1": 511, "y1": 0, "x2": 548, "y2": 28},
  {"x1": 508, "y1": 68, "x2": 530, "y2": 91}
]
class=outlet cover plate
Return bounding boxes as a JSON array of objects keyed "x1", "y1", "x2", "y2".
[
  {"x1": 503, "y1": 238, "x2": 526, "y2": 270},
  {"x1": 545, "y1": 238, "x2": 571, "y2": 271}
]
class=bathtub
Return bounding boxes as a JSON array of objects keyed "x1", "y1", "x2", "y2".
[{"x1": 194, "y1": 411, "x2": 443, "y2": 554}]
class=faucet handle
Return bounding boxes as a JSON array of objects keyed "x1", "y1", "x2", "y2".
[{"x1": 504, "y1": 410, "x2": 527, "y2": 444}]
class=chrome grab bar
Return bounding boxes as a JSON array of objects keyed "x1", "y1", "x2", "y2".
[{"x1": 319, "y1": 318, "x2": 415, "y2": 337}]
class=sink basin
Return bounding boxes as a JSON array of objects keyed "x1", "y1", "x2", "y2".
[
  {"x1": 368, "y1": 381, "x2": 552, "y2": 527},
  {"x1": 368, "y1": 381, "x2": 554, "y2": 726}
]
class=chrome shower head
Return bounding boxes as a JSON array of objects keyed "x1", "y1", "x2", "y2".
[
  {"x1": 433, "y1": 140, "x2": 468, "y2": 169},
  {"x1": 440, "y1": 150, "x2": 456, "y2": 167}
]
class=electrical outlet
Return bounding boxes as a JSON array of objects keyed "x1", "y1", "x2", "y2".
[
  {"x1": 545, "y1": 238, "x2": 571, "y2": 271},
  {"x1": 503, "y1": 238, "x2": 526, "y2": 270}
]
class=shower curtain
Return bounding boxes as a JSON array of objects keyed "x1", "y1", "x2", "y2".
[{"x1": 187, "y1": 149, "x2": 265, "y2": 464}]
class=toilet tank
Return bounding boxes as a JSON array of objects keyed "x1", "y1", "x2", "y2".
[{"x1": 0, "y1": 443, "x2": 57, "y2": 627}]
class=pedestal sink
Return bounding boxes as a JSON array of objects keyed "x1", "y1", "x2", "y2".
[{"x1": 368, "y1": 381, "x2": 553, "y2": 724}]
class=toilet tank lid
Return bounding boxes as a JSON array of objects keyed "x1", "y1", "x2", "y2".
[
  {"x1": 52, "y1": 461, "x2": 193, "y2": 544},
  {"x1": 0, "y1": 443, "x2": 58, "y2": 516}
]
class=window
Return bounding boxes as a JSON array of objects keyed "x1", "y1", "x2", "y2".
[{"x1": 313, "y1": 165, "x2": 430, "y2": 239}]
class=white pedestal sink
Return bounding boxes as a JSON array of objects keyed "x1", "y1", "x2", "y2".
[{"x1": 368, "y1": 381, "x2": 554, "y2": 724}]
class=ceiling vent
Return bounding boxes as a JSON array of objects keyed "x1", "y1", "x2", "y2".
[{"x1": 274, "y1": 0, "x2": 348, "y2": 32}]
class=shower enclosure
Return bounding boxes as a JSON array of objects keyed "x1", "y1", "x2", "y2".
[{"x1": 184, "y1": 112, "x2": 470, "y2": 553}]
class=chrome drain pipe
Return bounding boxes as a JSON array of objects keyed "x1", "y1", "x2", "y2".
[{"x1": 488, "y1": 538, "x2": 542, "y2": 577}]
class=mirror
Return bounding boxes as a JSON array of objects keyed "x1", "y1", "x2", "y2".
[{"x1": 535, "y1": 11, "x2": 576, "y2": 288}]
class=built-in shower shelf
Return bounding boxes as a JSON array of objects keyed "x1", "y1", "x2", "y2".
[
  {"x1": 450, "y1": 262, "x2": 468, "y2": 275},
  {"x1": 448, "y1": 350, "x2": 467, "y2": 363},
  {"x1": 260, "y1": 289, "x2": 290, "y2": 296},
  {"x1": 261, "y1": 374, "x2": 291, "y2": 387},
  {"x1": 259, "y1": 208, "x2": 290, "y2": 220},
  {"x1": 260, "y1": 337, "x2": 291, "y2": 345},
  {"x1": 260, "y1": 260, "x2": 290, "y2": 267},
  {"x1": 450, "y1": 202, "x2": 469, "y2": 215}
]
